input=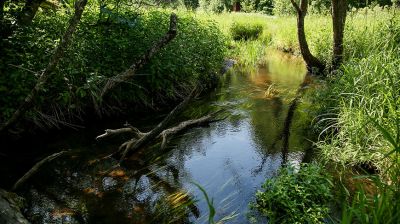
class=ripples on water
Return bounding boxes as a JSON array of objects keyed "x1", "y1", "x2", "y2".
[{"x1": 6, "y1": 51, "x2": 315, "y2": 223}]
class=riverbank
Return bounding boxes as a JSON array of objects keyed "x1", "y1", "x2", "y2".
[
  {"x1": 216, "y1": 7, "x2": 399, "y2": 222},
  {"x1": 1, "y1": 4, "x2": 399, "y2": 223},
  {"x1": 0, "y1": 7, "x2": 227, "y2": 135}
]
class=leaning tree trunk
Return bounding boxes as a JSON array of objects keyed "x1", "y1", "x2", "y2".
[
  {"x1": 0, "y1": 0, "x2": 5, "y2": 21},
  {"x1": 290, "y1": 0, "x2": 325, "y2": 73},
  {"x1": 332, "y1": 0, "x2": 347, "y2": 70},
  {"x1": 0, "y1": 0, "x2": 88, "y2": 133},
  {"x1": 18, "y1": 0, "x2": 45, "y2": 26}
]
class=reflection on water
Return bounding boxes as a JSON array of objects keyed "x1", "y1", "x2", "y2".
[{"x1": 20, "y1": 51, "x2": 313, "y2": 223}]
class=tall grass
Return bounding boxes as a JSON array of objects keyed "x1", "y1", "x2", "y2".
[
  {"x1": 308, "y1": 7, "x2": 400, "y2": 222},
  {"x1": 204, "y1": 7, "x2": 400, "y2": 222}
]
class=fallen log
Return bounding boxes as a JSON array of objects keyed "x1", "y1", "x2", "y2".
[
  {"x1": 12, "y1": 151, "x2": 67, "y2": 191},
  {"x1": 96, "y1": 91, "x2": 226, "y2": 162},
  {"x1": 0, "y1": 188, "x2": 30, "y2": 224},
  {"x1": 96, "y1": 126, "x2": 146, "y2": 141},
  {"x1": 158, "y1": 110, "x2": 224, "y2": 149},
  {"x1": 118, "y1": 89, "x2": 197, "y2": 161}
]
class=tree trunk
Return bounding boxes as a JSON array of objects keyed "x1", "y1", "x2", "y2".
[
  {"x1": 332, "y1": 0, "x2": 347, "y2": 70},
  {"x1": 0, "y1": 0, "x2": 88, "y2": 133},
  {"x1": 290, "y1": 0, "x2": 325, "y2": 73},
  {"x1": 18, "y1": 0, "x2": 45, "y2": 26},
  {"x1": 0, "y1": 0, "x2": 5, "y2": 21}
]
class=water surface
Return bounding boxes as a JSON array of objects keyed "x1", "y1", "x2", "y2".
[{"x1": 13, "y1": 51, "x2": 313, "y2": 223}]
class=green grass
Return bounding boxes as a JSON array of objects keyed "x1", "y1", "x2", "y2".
[{"x1": 203, "y1": 7, "x2": 400, "y2": 223}]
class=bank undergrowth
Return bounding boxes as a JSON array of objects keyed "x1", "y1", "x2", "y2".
[
  {"x1": 214, "y1": 7, "x2": 399, "y2": 223},
  {"x1": 0, "y1": 4, "x2": 227, "y2": 130}
]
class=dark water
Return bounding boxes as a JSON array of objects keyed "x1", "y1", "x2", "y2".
[{"x1": 5, "y1": 51, "x2": 313, "y2": 223}]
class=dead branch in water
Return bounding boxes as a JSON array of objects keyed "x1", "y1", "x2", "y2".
[
  {"x1": 12, "y1": 151, "x2": 67, "y2": 191},
  {"x1": 96, "y1": 90, "x2": 226, "y2": 162},
  {"x1": 96, "y1": 126, "x2": 146, "y2": 141},
  {"x1": 158, "y1": 110, "x2": 225, "y2": 149},
  {"x1": 118, "y1": 88, "x2": 197, "y2": 161}
]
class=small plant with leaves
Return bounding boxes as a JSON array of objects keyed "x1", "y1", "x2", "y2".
[
  {"x1": 253, "y1": 163, "x2": 334, "y2": 223},
  {"x1": 230, "y1": 22, "x2": 263, "y2": 41}
]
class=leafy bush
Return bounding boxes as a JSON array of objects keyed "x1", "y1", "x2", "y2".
[
  {"x1": 0, "y1": 6, "x2": 227, "y2": 126},
  {"x1": 273, "y1": 0, "x2": 296, "y2": 15},
  {"x1": 230, "y1": 22, "x2": 263, "y2": 40},
  {"x1": 309, "y1": 0, "x2": 331, "y2": 14},
  {"x1": 258, "y1": 0, "x2": 274, "y2": 15},
  {"x1": 199, "y1": 0, "x2": 231, "y2": 13},
  {"x1": 254, "y1": 163, "x2": 333, "y2": 223}
]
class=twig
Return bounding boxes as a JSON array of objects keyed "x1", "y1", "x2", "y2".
[
  {"x1": 12, "y1": 151, "x2": 67, "y2": 191},
  {"x1": 8, "y1": 64, "x2": 38, "y2": 74}
]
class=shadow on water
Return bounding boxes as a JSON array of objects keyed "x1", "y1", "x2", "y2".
[{"x1": 2, "y1": 50, "x2": 317, "y2": 223}]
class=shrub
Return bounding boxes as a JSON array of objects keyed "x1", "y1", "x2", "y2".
[
  {"x1": 309, "y1": 0, "x2": 331, "y2": 14},
  {"x1": 0, "y1": 6, "x2": 227, "y2": 125},
  {"x1": 230, "y1": 22, "x2": 263, "y2": 40},
  {"x1": 273, "y1": 0, "x2": 296, "y2": 16},
  {"x1": 258, "y1": 0, "x2": 274, "y2": 15},
  {"x1": 254, "y1": 163, "x2": 333, "y2": 223}
]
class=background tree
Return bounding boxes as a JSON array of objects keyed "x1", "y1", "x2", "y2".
[
  {"x1": 290, "y1": 0, "x2": 325, "y2": 72},
  {"x1": 332, "y1": 0, "x2": 347, "y2": 70},
  {"x1": 18, "y1": 0, "x2": 45, "y2": 25}
]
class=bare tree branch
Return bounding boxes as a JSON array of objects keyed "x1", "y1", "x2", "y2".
[
  {"x1": 100, "y1": 13, "x2": 178, "y2": 99},
  {"x1": 96, "y1": 126, "x2": 146, "y2": 140},
  {"x1": 0, "y1": 0, "x2": 88, "y2": 133},
  {"x1": 119, "y1": 88, "x2": 197, "y2": 161},
  {"x1": 158, "y1": 110, "x2": 225, "y2": 149},
  {"x1": 12, "y1": 151, "x2": 67, "y2": 191}
]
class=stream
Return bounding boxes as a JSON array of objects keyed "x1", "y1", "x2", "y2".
[{"x1": 1, "y1": 50, "x2": 315, "y2": 223}]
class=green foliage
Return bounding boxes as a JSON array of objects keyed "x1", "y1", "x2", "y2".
[
  {"x1": 339, "y1": 117, "x2": 400, "y2": 223},
  {"x1": 184, "y1": 0, "x2": 200, "y2": 9},
  {"x1": 199, "y1": 0, "x2": 232, "y2": 12},
  {"x1": 192, "y1": 182, "x2": 216, "y2": 224},
  {"x1": 300, "y1": 8, "x2": 400, "y2": 223},
  {"x1": 309, "y1": 0, "x2": 331, "y2": 14},
  {"x1": 257, "y1": 0, "x2": 274, "y2": 14},
  {"x1": 254, "y1": 163, "x2": 333, "y2": 223},
  {"x1": 230, "y1": 21, "x2": 263, "y2": 40},
  {"x1": 240, "y1": 0, "x2": 256, "y2": 12},
  {"x1": 273, "y1": 0, "x2": 295, "y2": 15},
  {"x1": 0, "y1": 5, "x2": 227, "y2": 125}
]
